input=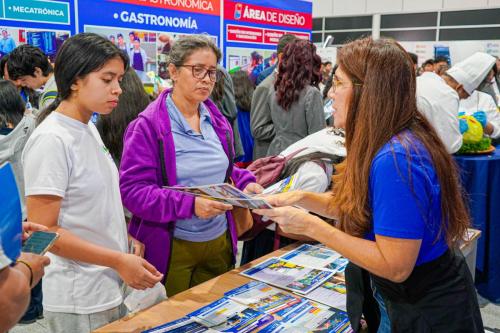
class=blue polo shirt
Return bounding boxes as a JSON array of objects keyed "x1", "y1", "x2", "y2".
[
  {"x1": 166, "y1": 94, "x2": 229, "y2": 242},
  {"x1": 365, "y1": 132, "x2": 448, "y2": 266}
]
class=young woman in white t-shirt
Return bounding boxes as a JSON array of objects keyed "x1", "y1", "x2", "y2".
[{"x1": 22, "y1": 33, "x2": 163, "y2": 332}]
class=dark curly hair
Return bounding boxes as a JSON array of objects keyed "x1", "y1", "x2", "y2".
[{"x1": 275, "y1": 39, "x2": 321, "y2": 111}]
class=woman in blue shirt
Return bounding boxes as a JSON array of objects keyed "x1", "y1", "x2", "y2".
[{"x1": 254, "y1": 37, "x2": 483, "y2": 332}]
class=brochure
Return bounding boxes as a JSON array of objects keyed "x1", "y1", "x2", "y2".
[
  {"x1": 324, "y1": 257, "x2": 349, "y2": 275},
  {"x1": 188, "y1": 297, "x2": 274, "y2": 332},
  {"x1": 240, "y1": 258, "x2": 334, "y2": 295},
  {"x1": 302, "y1": 276, "x2": 347, "y2": 311},
  {"x1": 280, "y1": 244, "x2": 342, "y2": 271},
  {"x1": 224, "y1": 281, "x2": 302, "y2": 314},
  {"x1": 163, "y1": 183, "x2": 272, "y2": 210},
  {"x1": 260, "y1": 299, "x2": 352, "y2": 333},
  {"x1": 142, "y1": 317, "x2": 217, "y2": 333}
]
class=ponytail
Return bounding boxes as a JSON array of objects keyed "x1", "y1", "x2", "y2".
[{"x1": 36, "y1": 96, "x2": 61, "y2": 126}]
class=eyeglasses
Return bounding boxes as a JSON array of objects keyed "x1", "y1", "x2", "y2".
[
  {"x1": 179, "y1": 65, "x2": 218, "y2": 82},
  {"x1": 331, "y1": 77, "x2": 363, "y2": 92}
]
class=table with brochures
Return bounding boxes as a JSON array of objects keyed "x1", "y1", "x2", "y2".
[{"x1": 93, "y1": 243, "x2": 351, "y2": 333}]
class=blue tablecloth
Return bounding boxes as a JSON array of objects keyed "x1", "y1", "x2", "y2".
[{"x1": 454, "y1": 145, "x2": 500, "y2": 303}]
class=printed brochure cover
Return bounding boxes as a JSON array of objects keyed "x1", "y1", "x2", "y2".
[
  {"x1": 280, "y1": 244, "x2": 342, "y2": 271},
  {"x1": 260, "y1": 299, "x2": 352, "y2": 333},
  {"x1": 142, "y1": 317, "x2": 217, "y2": 333},
  {"x1": 163, "y1": 183, "x2": 271, "y2": 209},
  {"x1": 224, "y1": 281, "x2": 302, "y2": 314},
  {"x1": 188, "y1": 297, "x2": 274, "y2": 333},
  {"x1": 302, "y1": 276, "x2": 347, "y2": 311},
  {"x1": 240, "y1": 258, "x2": 334, "y2": 295}
]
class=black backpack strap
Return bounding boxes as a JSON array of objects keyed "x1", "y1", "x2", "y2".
[
  {"x1": 224, "y1": 130, "x2": 234, "y2": 182},
  {"x1": 158, "y1": 138, "x2": 169, "y2": 186}
]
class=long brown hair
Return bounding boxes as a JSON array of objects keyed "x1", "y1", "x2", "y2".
[
  {"x1": 275, "y1": 39, "x2": 321, "y2": 111},
  {"x1": 331, "y1": 37, "x2": 469, "y2": 246}
]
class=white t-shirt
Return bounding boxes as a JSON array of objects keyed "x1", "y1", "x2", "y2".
[
  {"x1": 22, "y1": 112, "x2": 128, "y2": 314},
  {"x1": 460, "y1": 90, "x2": 500, "y2": 139},
  {"x1": 417, "y1": 72, "x2": 463, "y2": 154}
]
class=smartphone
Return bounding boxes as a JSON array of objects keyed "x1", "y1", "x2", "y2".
[{"x1": 22, "y1": 231, "x2": 59, "y2": 255}]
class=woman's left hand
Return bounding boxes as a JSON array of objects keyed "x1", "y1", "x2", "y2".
[
  {"x1": 253, "y1": 206, "x2": 321, "y2": 237},
  {"x1": 243, "y1": 182, "x2": 264, "y2": 195}
]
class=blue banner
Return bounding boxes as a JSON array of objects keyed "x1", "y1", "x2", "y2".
[{"x1": 78, "y1": 0, "x2": 220, "y2": 38}]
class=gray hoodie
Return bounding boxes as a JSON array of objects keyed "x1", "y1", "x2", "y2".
[{"x1": 0, "y1": 114, "x2": 36, "y2": 219}]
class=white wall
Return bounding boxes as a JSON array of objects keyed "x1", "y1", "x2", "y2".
[{"x1": 313, "y1": 0, "x2": 500, "y2": 17}]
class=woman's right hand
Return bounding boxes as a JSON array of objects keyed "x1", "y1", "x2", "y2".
[
  {"x1": 194, "y1": 197, "x2": 233, "y2": 219},
  {"x1": 114, "y1": 253, "x2": 163, "y2": 290},
  {"x1": 261, "y1": 190, "x2": 304, "y2": 208},
  {"x1": 17, "y1": 252, "x2": 51, "y2": 287}
]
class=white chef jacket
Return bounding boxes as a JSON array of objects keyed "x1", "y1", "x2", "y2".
[
  {"x1": 459, "y1": 90, "x2": 500, "y2": 139},
  {"x1": 416, "y1": 72, "x2": 463, "y2": 154}
]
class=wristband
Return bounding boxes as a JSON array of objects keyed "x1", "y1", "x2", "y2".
[{"x1": 17, "y1": 260, "x2": 33, "y2": 288}]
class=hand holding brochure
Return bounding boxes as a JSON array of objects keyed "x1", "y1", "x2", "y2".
[{"x1": 164, "y1": 183, "x2": 272, "y2": 210}]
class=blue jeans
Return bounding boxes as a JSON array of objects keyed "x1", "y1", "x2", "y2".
[{"x1": 371, "y1": 282, "x2": 391, "y2": 333}]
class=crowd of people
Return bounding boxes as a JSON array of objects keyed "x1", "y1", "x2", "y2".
[{"x1": 1, "y1": 30, "x2": 499, "y2": 333}]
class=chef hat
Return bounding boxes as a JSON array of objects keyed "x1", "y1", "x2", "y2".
[{"x1": 446, "y1": 52, "x2": 496, "y2": 95}]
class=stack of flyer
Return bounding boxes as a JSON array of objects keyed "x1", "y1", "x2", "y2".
[
  {"x1": 143, "y1": 244, "x2": 352, "y2": 332},
  {"x1": 241, "y1": 244, "x2": 349, "y2": 311}
]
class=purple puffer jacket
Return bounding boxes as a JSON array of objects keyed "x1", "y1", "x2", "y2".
[{"x1": 119, "y1": 89, "x2": 256, "y2": 280}]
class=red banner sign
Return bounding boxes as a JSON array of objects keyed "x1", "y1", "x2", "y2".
[
  {"x1": 263, "y1": 29, "x2": 309, "y2": 44},
  {"x1": 227, "y1": 24, "x2": 263, "y2": 43},
  {"x1": 109, "y1": 0, "x2": 220, "y2": 16},
  {"x1": 225, "y1": 1, "x2": 312, "y2": 30}
]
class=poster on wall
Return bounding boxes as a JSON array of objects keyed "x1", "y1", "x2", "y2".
[
  {"x1": 0, "y1": 0, "x2": 75, "y2": 60},
  {"x1": 223, "y1": 0, "x2": 312, "y2": 82},
  {"x1": 400, "y1": 40, "x2": 500, "y2": 67},
  {"x1": 78, "y1": 0, "x2": 221, "y2": 81}
]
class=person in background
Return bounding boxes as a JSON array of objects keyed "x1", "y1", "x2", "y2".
[
  {"x1": 128, "y1": 37, "x2": 148, "y2": 72},
  {"x1": 254, "y1": 37, "x2": 483, "y2": 332},
  {"x1": 7, "y1": 45, "x2": 57, "y2": 112},
  {"x1": 128, "y1": 31, "x2": 136, "y2": 51},
  {"x1": 23, "y1": 33, "x2": 162, "y2": 333},
  {"x1": 0, "y1": 79, "x2": 41, "y2": 325},
  {"x1": 251, "y1": 33, "x2": 297, "y2": 159},
  {"x1": 422, "y1": 59, "x2": 434, "y2": 72},
  {"x1": 267, "y1": 39, "x2": 325, "y2": 155},
  {"x1": 478, "y1": 60, "x2": 500, "y2": 106},
  {"x1": 109, "y1": 35, "x2": 116, "y2": 45},
  {"x1": 116, "y1": 33, "x2": 128, "y2": 53},
  {"x1": 248, "y1": 51, "x2": 264, "y2": 85},
  {"x1": 231, "y1": 70, "x2": 254, "y2": 166},
  {"x1": 0, "y1": 29, "x2": 16, "y2": 54},
  {"x1": 408, "y1": 52, "x2": 418, "y2": 74},
  {"x1": 119, "y1": 35, "x2": 260, "y2": 297},
  {"x1": 96, "y1": 68, "x2": 151, "y2": 166},
  {"x1": 0, "y1": 80, "x2": 36, "y2": 219},
  {"x1": 450, "y1": 54, "x2": 500, "y2": 140},
  {"x1": 210, "y1": 65, "x2": 244, "y2": 160},
  {"x1": 0, "y1": 222, "x2": 50, "y2": 333},
  {"x1": 321, "y1": 61, "x2": 333, "y2": 84},
  {"x1": 433, "y1": 56, "x2": 449, "y2": 75},
  {"x1": 0, "y1": 54, "x2": 38, "y2": 112}
]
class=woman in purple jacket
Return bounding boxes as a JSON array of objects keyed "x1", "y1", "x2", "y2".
[{"x1": 119, "y1": 35, "x2": 260, "y2": 296}]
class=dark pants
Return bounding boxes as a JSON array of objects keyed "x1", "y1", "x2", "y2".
[{"x1": 20, "y1": 280, "x2": 43, "y2": 322}]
